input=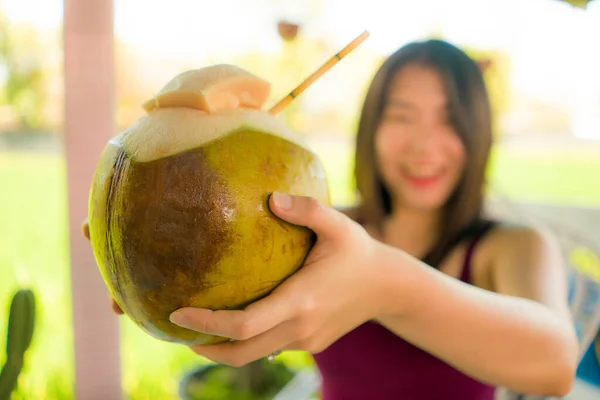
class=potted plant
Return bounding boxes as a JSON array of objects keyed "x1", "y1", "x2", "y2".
[
  {"x1": 179, "y1": 357, "x2": 295, "y2": 400},
  {"x1": 0, "y1": 288, "x2": 36, "y2": 399}
]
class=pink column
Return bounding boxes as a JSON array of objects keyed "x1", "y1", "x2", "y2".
[{"x1": 63, "y1": 0, "x2": 122, "y2": 399}]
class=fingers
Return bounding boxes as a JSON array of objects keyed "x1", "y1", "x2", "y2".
[
  {"x1": 81, "y1": 219, "x2": 90, "y2": 240},
  {"x1": 170, "y1": 291, "x2": 295, "y2": 341},
  {"x1": 269, "y1": 192, "x2": 348, "y2": 241},
  {"x1": 189, "y1": 321, "x2": 296, "y2": 367},
  {"x1": 111, "y1": 299, "x2": 124, "y2": 315},
  {"x1": 106, "y1": 292, "x2": 124, "y2": 315}
]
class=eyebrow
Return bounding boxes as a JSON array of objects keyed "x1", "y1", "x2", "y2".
[{"x1": 386, "y1": 99, "x2": 452, "y2": 114}]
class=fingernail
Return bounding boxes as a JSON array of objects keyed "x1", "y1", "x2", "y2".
[
  {"x1": 273, "y1": 192, "x2": 292, "y2": 210},
  {"x1": 169, "y1": 310, "x2": 188, "y2": 327}
]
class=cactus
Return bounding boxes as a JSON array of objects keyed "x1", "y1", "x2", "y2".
[{"x1": 0, "y1": 289, "x2": 36, "y2": 400}]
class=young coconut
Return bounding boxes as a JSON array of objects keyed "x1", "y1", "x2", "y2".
[{"x1": 87, "y1": 64, "x2": 330, "y2": 345}]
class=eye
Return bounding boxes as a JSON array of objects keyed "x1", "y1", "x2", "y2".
[{"x1": 382, "y1": 111, "x2": 412, "y2": 124}]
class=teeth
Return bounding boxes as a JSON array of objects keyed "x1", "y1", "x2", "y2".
[
  {"x1": 410, "y1": 175, "x2": 437, "y2": 178},
  {"x1": 410, "y1": 171, "x2": 437, "y2": 177},
  {"x1": 401, "y1": 166, "x2": 443, "y2": 178},
  {"x1": 403, "y1": 169, "x2": 440, "y2": 178}
]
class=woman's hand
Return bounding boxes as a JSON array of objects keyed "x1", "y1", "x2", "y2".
[{"x1": 168, "y1": 192, "x2": 388, "y2": 367}]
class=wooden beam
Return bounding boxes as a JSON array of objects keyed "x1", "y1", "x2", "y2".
[{"x1": 63, "y1": 0, "x2": 122, "y2": 398}]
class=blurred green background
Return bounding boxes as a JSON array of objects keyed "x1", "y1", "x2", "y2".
[{"x1": 1, "y1": 0, "x2": 600, "y2": 399}]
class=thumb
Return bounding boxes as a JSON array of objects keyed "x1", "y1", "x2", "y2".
[
  {"x1": 81, "y1": 218, "x2": 90, "y2": 241},
  {"x1": 269, "y1": 192, "x2": 347, "y2": 240}
]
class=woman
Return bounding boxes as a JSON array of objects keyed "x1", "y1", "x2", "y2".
[{"x1": 91, "y1": 40, "x2": 579, "y2": 399}]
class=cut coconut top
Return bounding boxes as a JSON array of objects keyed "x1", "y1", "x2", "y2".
[
  {"x1": 142, "y1": 64, "x2": 271, "y2": 114},
  {"x1": 112, "y1": 64, "x2": 309, "y2": 162},
  {"x1": 116, "y1": 107, "x2": 309, "y2": 162}
]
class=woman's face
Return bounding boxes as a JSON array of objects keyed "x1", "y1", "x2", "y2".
[{"x1": 375, "y1": 64, "x2": 466, "y2": 212}]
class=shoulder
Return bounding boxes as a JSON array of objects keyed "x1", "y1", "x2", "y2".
[
  {"x1": 470, "y1": 221, "x2": 574, "y2": 322},
  {"x1": 471, "y1": 220, "x2": 564, "y2": 281},
  {"x1": 479, "y1": 220, "x2": 562, "y2": 261},
  {"x1": 477, "y1": 220, "x2": 568, "y2": 298}
]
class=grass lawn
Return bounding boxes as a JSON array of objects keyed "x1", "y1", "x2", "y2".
[
  {"x1": 0, "y1": 140, "x2": 599, "y2": 399},
  {"x1": 486, "y1": 145, "x2": 600, "y2": 207}
]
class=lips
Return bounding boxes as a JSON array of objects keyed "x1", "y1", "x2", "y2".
[
  {"x1": 405, "y1": 175, "x2": 441, "y2": 188},
  {"x1": 400, "y1": 167, "x2": 445, "y2": 189}
]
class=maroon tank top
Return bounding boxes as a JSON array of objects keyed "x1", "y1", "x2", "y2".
[{"x1": 313, "y1": 221, "x2": 497, "y2": 400}]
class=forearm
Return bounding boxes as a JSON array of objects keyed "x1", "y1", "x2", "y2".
[{"x1": 374, "y1": 243, "x2": 578, "y2": 396}]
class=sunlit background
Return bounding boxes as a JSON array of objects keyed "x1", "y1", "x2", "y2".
[{"x1": 1, "y1": 0, "x2": 599, "y2": 399}]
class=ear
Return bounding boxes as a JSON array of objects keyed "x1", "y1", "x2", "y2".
[{"x1": 477, "y1": 59, "x2": 492, "y2": 73}]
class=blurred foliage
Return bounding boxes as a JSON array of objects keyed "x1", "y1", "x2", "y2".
[
  {"x1": 463, "y1": 46, "x2": 512, "y2": 138},
  {"x1": 179, "y1": 359, "x2": 295, "y2": 400},
  {"x1": 570, "y1": 246, "x2": 600, "y2": 282},
  {"x1": 557, "y1": 0, "x2": 595, "y2": 9},
  {"x1": 0, "y1": 3, "x2": 578, "y2": 145},
  {"x1": 0, "y1": 11, "x2": 50, "y2": 130}
]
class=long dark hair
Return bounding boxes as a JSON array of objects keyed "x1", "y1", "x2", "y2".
[{"x1": 354, "y1": 39, "x2": 493, "y2": 267}]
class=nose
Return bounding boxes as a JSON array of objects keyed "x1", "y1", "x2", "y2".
[{"x1": 407, "y1": 122, "x2": 437, "y2": 153}]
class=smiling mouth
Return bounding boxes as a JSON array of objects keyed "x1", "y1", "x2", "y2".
[{"x1": 400, "y1": 169, "x2": 445, "y2": 189}]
